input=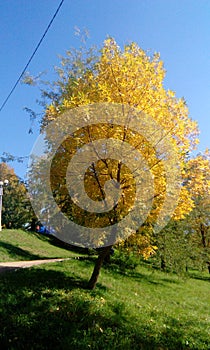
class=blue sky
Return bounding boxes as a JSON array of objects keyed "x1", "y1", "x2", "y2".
[{"x1": 0, "y1": 0, "x2": 209, "y2": 179}]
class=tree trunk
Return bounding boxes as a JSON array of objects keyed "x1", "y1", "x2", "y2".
[
  {"x1": 200, "y1": 223, "x2": 206, "y2": 248},
  {"x1": 87, "y1": 246, "x2": 112, "y2": 289},
  {"x1": 161, "y1": 256, "x2": 166, "y2": 271},
  {"x1": 31, "y1": 218, "x2": 37, "y2": 232},
  {"x1": 200, "y1": 224, "x2": 210, "y2": 274}
]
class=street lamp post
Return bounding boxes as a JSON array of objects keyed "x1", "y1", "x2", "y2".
[{"x1": 0, "y1": 179, "x2": 9, "y2": 231}]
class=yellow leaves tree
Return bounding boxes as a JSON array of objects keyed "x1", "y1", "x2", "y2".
[{"x1": 30, "y1": 37, "x2": 204, "y2": 288}]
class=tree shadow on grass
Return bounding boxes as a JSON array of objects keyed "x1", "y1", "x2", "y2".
[
  {"x1": 46, "y1": 234, "x2": 92, "y2": 255},
  {"x1": 101, "y1": 260, "x2": 176, "y2": 287},
  {"x1": 0, "y1": 266, "x2": 86, "y2": 349},
  {"x1": 0, "y1": 265, "x2": 208, "y2": 350},
  {"x1": 0, "y1": 242, "x2": 42, "y2": 261},
  {"x1": 188, "y1": 272, "x2": 210, "y2": 282},
  {"x1": 25, "y1": 231, "x2": 93, "y2": 256}
]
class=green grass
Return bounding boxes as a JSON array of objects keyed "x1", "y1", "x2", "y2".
[{"x1": 0, "y1": 230, "x2": 209, "y2": 349}]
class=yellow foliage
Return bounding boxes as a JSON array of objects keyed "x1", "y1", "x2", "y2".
[
  {"x1": 44, "y1": 38, "x2": 199, "y2": 158},
  {"x1": 186, "y1": 150, "x2": 210, "y2": 197},
  {"x1": 39, "y1": 37, "x2": 207, "y2": 254}
]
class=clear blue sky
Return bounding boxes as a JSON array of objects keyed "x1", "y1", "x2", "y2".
[{"x1": 0, "y1": 0, "x2": 209, "y2": 179}]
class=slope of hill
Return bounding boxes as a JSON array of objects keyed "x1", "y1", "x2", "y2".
[{"x1": 0, "y1": 229, "x2": 209, "y2": 349}]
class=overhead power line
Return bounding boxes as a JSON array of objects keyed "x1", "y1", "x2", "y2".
[{"x1": 0, "y1": 0, "x2": 65, "y2": 113}]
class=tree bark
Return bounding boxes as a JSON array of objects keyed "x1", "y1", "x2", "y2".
[
  {"x1": 87, "y1": 246, "x2": 112, "y2": 289},
  {"x1": 200, "y1": 223, "x2": 206, "y2": 248},
  {"x1": 199, "y1": 224, "x2": 210, "y2": 274},
  {"x1": 161, "y1": 256, "x2": 166, "y2": 271},
  {"x1": 30, "y1": 218, "x2": 37, "y2": 232}
]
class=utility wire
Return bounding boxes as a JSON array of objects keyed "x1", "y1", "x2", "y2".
[{"x1": 0, "y1": 0, "x2": 65, "y2": 113}]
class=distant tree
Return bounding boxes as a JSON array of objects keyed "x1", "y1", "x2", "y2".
[
  {"x1": 185, "y1": 151, "x2": 210, "y2": 272},
  {"x1": 151, "y1": 151, "x2": 210, "y2": 274},
  {"x1": 0, "y1": 163, "x2": 33, "y2": 229},
  {"x1": 150, "y1": 220, "x2": 193, "y2": 274}
]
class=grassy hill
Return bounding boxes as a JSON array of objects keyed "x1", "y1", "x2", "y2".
[{"x1": 0, "y1": 229, "x2": 209, "y2": 349}]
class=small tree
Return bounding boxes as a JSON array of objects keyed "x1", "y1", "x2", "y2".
[{"x1": 184, "y1": 151, "x2": 210, "y2": 272}]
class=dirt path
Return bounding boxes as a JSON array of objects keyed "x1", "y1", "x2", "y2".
[{"x1": 0, "y1": 258, "x2": 71, "y2": 273}]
